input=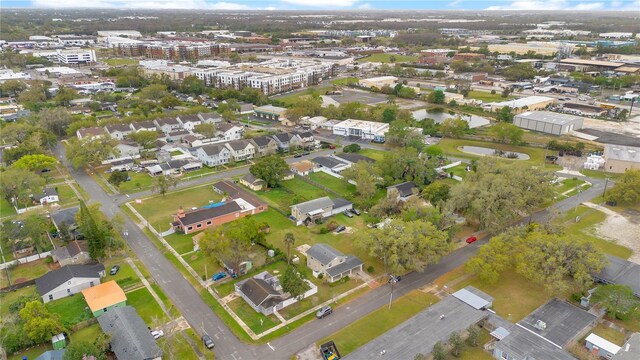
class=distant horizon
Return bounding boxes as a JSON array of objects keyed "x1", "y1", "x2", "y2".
[{"x1": 1, "y1": 0, "x2": 639, "y2": 12}]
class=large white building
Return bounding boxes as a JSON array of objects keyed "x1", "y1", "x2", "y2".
[
  {"x1": 332, "y1": 119, "x2": 389, "y2": 142},
  {"x1": 30, "y1": 49, "x2": 96, "y2": 65}
]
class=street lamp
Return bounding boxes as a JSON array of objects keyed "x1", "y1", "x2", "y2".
[{"x1": 388, "y1": 274, "x2": 399, "y2": 310}]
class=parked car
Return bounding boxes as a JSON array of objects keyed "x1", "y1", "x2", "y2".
[
  {"x1": 316, "y1": 306, "x2": 333, "y2": 319},
  {"x1": 465, "y1": 236, "x2": 478, "y2": 244},
  {"x1": 335, "y1": 225, "x2": 346, "y2": 233},
  {"x1": 151, "y1": 330, "x2": 164, "y2": 340},
  {"x1": 202, "y1": 334, "x2": 214, "y2": 349},
  {"x1": 212, "y1": 272, "x2": 227, "y2": 281},
  {"x1": 329, "y1": 144, "x2": 336, "y2": 149},
  {"x1": 110, "y1": 265, "x2": 120, "y2": 275},
  {"x1": 343, "y1": 210, "x2": 354, "y2": 218},
  {"x1": 350, "y1": 208, "x2": 361, "y2": 216},
  {"x1": 388, "y1": 275, "x2": 402, "y2": 283},
  {"x1": 294, "y1": 153, "x2": 303, "y2": 158}
]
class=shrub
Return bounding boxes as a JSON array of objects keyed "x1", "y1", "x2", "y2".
[
  {"x1": 343, "y1": 144, "x2": 361, "y2": 153},
  {"x1": 570, "y1": 292, "x2": 583, "y2": 303},
  {"x1": 328, "y1": 276, "x2": 349, "y2": 287},
  {"x1": 319, "y1": 227, "x2": 329, "y2": 234},
  {"x1": 367, "y1": 265, "x2": 375, "y2": 273},
  {"x1": 317, "y1": 273, "x2": 324, "y2": 279},
  {"x1": 491, "y1": 89, "x2": 496, "y2": 94},
  {"x1": 44, "y1": 255, "x2": 53, "y2": 264},
  {"x1": 326, "y1": 221, "x2": 339, "y2": 232},
  {"x1": 506, "y1": 152, "x2": 519, "y2": 159}
]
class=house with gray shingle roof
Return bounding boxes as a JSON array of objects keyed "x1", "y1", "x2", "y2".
[
  {"x1": 235, "y1": 271, "x2": 288, "y2": 315},
  {"x1": 194, "y1": 143, "x2": 231, "y2": 167},
  {"x1": 224, "y1": 139, "x2": 255, "y2": 162},
  {"x1": 290, "y1": 196, "x2": 353, "y2": 226},
  {"x1": 306, "y1": 244, "x2": 362, "y2": 283},
  {"x1": 36, "y1": 264, "x2": 105, "y2": 303},
  {"x1": 249, "y1": 135, "x2": 277, "y2": 157},
  {"x1": 98, "y1": 306, "x2": 162, "y2": 360},
  {"x1": 104, "y1": 123, "x2": 133, "y2": 140}
]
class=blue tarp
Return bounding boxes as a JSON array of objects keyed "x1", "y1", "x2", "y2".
[{"x1": 202, "y1": 202, "x2": 225, "y2": 209}]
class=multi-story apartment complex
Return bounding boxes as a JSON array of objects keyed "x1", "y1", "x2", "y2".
[{"x1": 115, "y1": 41, "x2": 230, "y2": 61}]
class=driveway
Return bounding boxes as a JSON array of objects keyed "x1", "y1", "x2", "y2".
[{"x1": 54, "y1": 142, "x2": 610, "y2": 360}]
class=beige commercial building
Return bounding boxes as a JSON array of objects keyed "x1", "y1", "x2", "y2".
[
  {"x1": 604, "y1": 144, "x2": 640, "y2": 173},
  {"x1": 487, "y1": 42, "x2": 572, "y2": 56},
  {"x1": 487, "y1": 96, "x2": 556, "y2": 114},
  {"x1": 358, "y1": 76, "x2": 398, "y2": 89}
]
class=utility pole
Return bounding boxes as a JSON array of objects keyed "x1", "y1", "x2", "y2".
[
  {"x1": 602, "y1": 177, "x2": 610, "y2": 199},
  {"x1": 388, "y1": 274, "x2": 398, "y2": 310}
]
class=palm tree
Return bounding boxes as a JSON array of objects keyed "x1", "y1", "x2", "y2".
[{"x1": 284, "y1": 233, "x2": 295, "y2": 265}]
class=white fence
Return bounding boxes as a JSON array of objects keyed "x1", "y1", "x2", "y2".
[
  {"x1": 280, "y1": 280, "x2": 318, "y2": 308},
  {"x1": 1, "y1": 251, "x2": 52, "y2": 270}
]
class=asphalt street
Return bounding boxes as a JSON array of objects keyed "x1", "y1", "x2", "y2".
[{"x1": 54, "y1": 141, "x2": 608, "y2": 360}]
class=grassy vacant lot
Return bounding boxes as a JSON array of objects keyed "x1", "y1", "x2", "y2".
[
  {"x1": 182, "y1": 250, "x2": 220, "y2": 280},
  {"x1": 117, "y1": 171, "x2": 155, "y2": 194},
  {"x1": 356, "y1": 53, "x2": 418, "y2": 63},
  {"x1": 591, "y1": 323, "x2": 626, "y2": 345},
  {"x1": 320, "y1": 290, "x2": 440, "y2": 356},
  {"x1": 0, "y1": 285, "x2": 38, "y2": 319},
  {"x1": 56, "y1": 183, "x2": 80, "y2": 206},
  {"x1": 253, "y1": 177, "x2": 331, "y2": 212},
  {"x1": 467, "y1": 90, "x2": 514, "y2": 103},
  {"x1": 227, "y1": 297, "x2": 281, "y2": 333},
  {"x1": 126, "y1": 287, "x2": 165, "y2": 325},
  {"x1": 562, "y1": 206, "x2": 632, "y2": 259},
  {"x1": 1, "y1": 196, "x2": 16, "y2": 217},
  {"x1": 103, "y1": 258, "x2": 141, "y2": 290},
  {"x1": 46, "y1": 295, "x2": 92, "y2": 327},
  {"x1": 309, "y1": 172, "x2": 357, "y2": 198},
  {"x1": 555, "y1": 177, "x2": 586, "y2": 194},
  {"x1": 331, "y1": 77, "x2": 359, "y2": 86},
  {"x1": 1, "y1": 259, "x2": 51, "y2": 288},
  {"x1": 69, "y1": 323, "x2": 103, "y2": 343},
  {"x1": 104, "y1": 58, "x2": 139, "y2": 66},
  {"x1": 358, "y1": 148, "x2": 388, "y2": 161},
  {"x1": 438, "y1": 138, "x2": 559, "y2": 168},
  {"x1": 276, "y1": 86, "x2": 332, "y2": 106},
  {"x1": 165, "y1": 232, "x2": 198, "y2": 255},
  {"x1": 132, "y1": 185, "x2": 222, "y2": 231}
]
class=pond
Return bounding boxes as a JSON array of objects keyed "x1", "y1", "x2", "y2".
[{"x1": 459, "y1": 146, "x2": 530, "y2": 160}]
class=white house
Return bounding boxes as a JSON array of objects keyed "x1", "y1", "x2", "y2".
[
  {"x1": 217, "y1": 123, "x2": 244, "y2": 141},
  {"x1": 290, "y1": 197, "x2": 353, "y2": 226},
  {"x1": 129, "y1": 120, "x2": 158, "y2": 132},
  {"x1": 35, "y1": 187, "x2": 59, "y2": 205},
  {"x1": 194, "y1": 144, "x2": 231, "y2": 167},
  {"x1": 306, "y1": 243, "x2": 363, "y2": 283},
  {"x1": 76, "y1": 126, "x2": 104, "y2": 140},
  {"x1": 155, "y1": 117, "x2": 183, "y2": 134},
  {"x1": 197, "y1": 112, "x2": 222, "y2": 124},
  {"x1": 104, "y1": 123, "x2": 133, "y2": 140},
  {"x1": 177, "y1": 114, "x2": 202, "y2": 131},
  {"x1": 115, "y1": 141, "x2": 142, "y2": 158},
  {"x1": 35, "y1": 264, "x2": 105, "y2": 303},
  {"x1": 224, "y1": 140, "x2": 255, "y2": 162}
]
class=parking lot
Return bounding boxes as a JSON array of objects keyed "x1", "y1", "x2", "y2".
[{"x1": 329, "y1": 89, "x2": 388, "y2": 105}]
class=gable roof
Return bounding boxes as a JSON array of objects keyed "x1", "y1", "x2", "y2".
[
  {"x1": 387, "y1": 181, "x2": 417, "y2": 197},
  {"x1": 35, "y1": 350, "x2": 66, "y2": 360},
  {"x1": 105, "y1": 123, "x2": 132, "y2": 133},
  {"x1": 51, "y1": 207, "x2": 79, "y2": 228},
  {"x1": 217, "y1": 123, "x2": 240, "y2": 133},
  {"x1": 36, "y1": 264, "x2": 105, "y2": 296},
  {"x1": 250, "y1": 135, "x2": 276, "y2": 147},
  {"x1": 312, "y1": 156, "x2": 348, "y2": 169},
  {"x1": 53, "y1": 240, "x2": 88, "y2": 260},
  {"x1": 197, "y1": 112, "x2": 221, "y2": 121},
  {"x1": 307, "y1": 243, "x2": 344, "y2": 265},
  {"x1": 78, "y1": 126, "x2": 104, "y2": 137},
  {"x1": 595, "y1": 255, "x2": 640, "y2": 297},
  {"x1": 273, "y1": 132, "x2": 296, "y2": 143},
  {"x1": 239, "y1": 278, "x2": 282, "y2": 308},
  {"x1": 155, "y1": 117, "x2": 180, "y2": 126},
  {"x1": 212, "y1": 180, "x2": 266, "y2": 208},
  {"x1": 130, "y1": 120, "x2": 156, "y2": 130},
  {"x1": 242, "y1": 173, "x2": 264, "y2": 185},
  {"x1": 97, "y1": 306, "x2": 162, "y2": 360},
  {"x1": 334, "y1": 153, "x2": 375, "y2": 164},
  {"x1": 226, "y1": 139, "x2": 252, "y2": 151},
  {"x1": 290, "y1": 160, "x2": 314, "y2": 173},
  {"x1": 178, "y1": 114, "x2": 201, "y2": 123},
  {"x1": 199, "y1": 144, "x2": 229, "y2": 156},
  {"x1": 81, "y1": 280, "x2": 127, "y2": 312},
  {"x1": 292, "y1": 196, "x2": 334, "y2": 216},
  {"x1": 325, "y1": 255, "x2": 363, "y2": 277},
  {"x1": 177, "y1": 201, "x2": 242, "y2": 226}
]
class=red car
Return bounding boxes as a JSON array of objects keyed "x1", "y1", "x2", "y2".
[{"x1": 466, "y1": 236, "x2": 478, "y2": 244}]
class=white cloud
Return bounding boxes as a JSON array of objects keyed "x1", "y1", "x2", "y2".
[
  {"x1": 280, "y1": 0, "x2": 358, "y2": 7},
  {"x1": 31, "y1": 0, "x2": 251, "y2": 9},
  {"x1": 486, "y1": 0, "x2": 607, "y2": 10},
  {"x1": 358, "y1": 3, "x2": 372, "y2": 9},
  {"x1": 449, "y1": 0, "x2": 464, "y2": 7},
  {"x1": 620, "y1": 0, "x2": 640, "y2": 9},
  {"x1": 610, "y1": 0, "x2": 622, "y2": 6}
]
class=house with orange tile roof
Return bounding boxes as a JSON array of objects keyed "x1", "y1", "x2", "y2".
[{"x1": 81, "y1": 280, "x2": 127, "y2": 317}]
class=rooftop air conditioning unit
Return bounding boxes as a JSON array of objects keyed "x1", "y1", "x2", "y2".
[{"x1": 534, "y1": 320, "x2": 547, "y2": 330}]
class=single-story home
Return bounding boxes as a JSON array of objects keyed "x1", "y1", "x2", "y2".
[
  {"x1": 235, "y1": 271, "x2": 288, "y2": 315},
  {"x1": 290, "y1": 197, "x2": 353, "y2": 226},
  {"x1": 290, "y1": 160, "x2": 314, "y2": 176},
  {"x1": 36, "y1": 263, "x2": 105, "y2": 303},
  {"x1": 312, "y1": 156, "x2": 351, "y2": 174},
  {"x1": 97, "y1": 306, "x2": 162, "y2": 360},
  {"x1": 240, "y1": 173, "x2": 265, "y2": 191},
  {"x1": 52, "y1": 240, "x2": 90, "y2": 266},
  {"x1": 585, "y1": 333, "x2": 621, "y2": 359},
  {"x1": 593, "y1": 255, "x2": 640, "y2": 297},
  {"x1": 387, "y1": 181, "x2": 418, "y2": 202},
  {"x1": 306, "y1": 243, "x2": 363, "y2": 283},
  {"x1": 334, "y1": 153, "x2": 375, "y2": 164},
  {"x1": 81, "y1": 280, "x2": 127, "y2": 317},
  {"x1": 254, "y1": 105, "x2": 288, "y2": 123},
  {"x1": 35, "y1": 187, "x2": 59, "y2": 205}
]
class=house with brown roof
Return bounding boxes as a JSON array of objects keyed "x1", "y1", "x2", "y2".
[
  {"x1": 81, "y1": 280, "x2": 127, "y2": 317},
  {"x1": 52, "y1": 240, "x2": 90, "y2": 266},
  {"x1": 240, "y1": 173, "x2": 265, "y2": 191},
  {"x1": 290, "y1": 160, "x2": 314, "y2": 176},
  {"x1": 130, "y1": 120, "x2": 158, "y2": 132},
  {"x1": 76, "y1": 126, "x2": 105, "y2": 140}
]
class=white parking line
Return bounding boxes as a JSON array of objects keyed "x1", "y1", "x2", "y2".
[{"x1": 267, "y1": 342, "x2": 275, "y2": 351}]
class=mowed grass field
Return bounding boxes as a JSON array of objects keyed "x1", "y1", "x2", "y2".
[
  {"x1": 467, "y1": 90, "x2": 515, "y2": 102},
  {"x1": 356, "y1": 53, "x2": 418, "y2": 63}
]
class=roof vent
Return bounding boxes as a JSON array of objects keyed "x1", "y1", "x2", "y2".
[{"x1": 534, "y1": 320, "x2": 547, "y2": 330}]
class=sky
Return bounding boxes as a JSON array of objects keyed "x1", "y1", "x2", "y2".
[{"x1": 0, "y1": 0, "x2": 638, "y2": 11}]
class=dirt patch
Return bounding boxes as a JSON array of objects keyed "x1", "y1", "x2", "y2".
[
  {"x1": 13, "y1": 277, "x2": 28, "y2": 284},
  {"x1": 584, "y1": 202, "x2": 640, "y2": 264},
  {"x1": 296, "y1": 343, "x2": 323, "y2": 360}
]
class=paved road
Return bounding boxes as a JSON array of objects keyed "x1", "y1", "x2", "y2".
[{"x1": 55, "y1": 141, "x2": 608, "y2": 360}]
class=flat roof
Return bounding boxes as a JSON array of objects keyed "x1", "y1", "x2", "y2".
[
  {"x1": 492, "y1": 95, "x2": 555, "y2": 108},
  {"x1": 560, "y1": 58, "x2": 623, "y2": 67},
  {"x1": 344, "y1": 291, "x2": 487, "y2": 359},
  {"x1": 605, "y1": 144, "x2": 640, "y2": 163},
  {"x1": 595, "y1": 255, "x2": 640, "y2": 296},
  {"x1": 452, "y1": 288, "x2": 491, "y2": 310},
  {"x1": 516, "y1": 111, "x2": 583, "y2": 125},
  {"x1": 586, "y1": 333, "x2": 621, "y2": 355},
  {"x1": 334, "y1": 118, "x2": 389, "y2": 132},
  {"x1": 518, "y1": 298, "x2": 597, "y2": 347}
]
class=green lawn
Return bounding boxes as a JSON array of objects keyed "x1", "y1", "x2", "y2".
[
  {"x1": 227, "y1": 297, "x2": 281, "y2": 333},
  {"x1": 150, "y1": 283, "x2": 180, "y2": 318},
  {"x1": 132, "y1": 185, "x2": 222, "y2": 231},
  {"x1": 117, "y1": 172, "x2": 155, "y2": 194},
  {"x1": 1, "y1": 259, "x2": 51, "y2": 288},
  {"x1": 438, "y1": 138, "x2": 559, "y2": 168},
  {"x1": 126, "y1": 287, "x2": 166, "y2": 325},
  {"x1": 309, "y1": 172, "x2": 357, "y2": 198},
  {"x1": 562, "y1": 206, "x2": 632, "y2": 259},
  {"x1": 447, "y1": 164, "x2": 470, "y2": 179},
  {"x1": 103, "y1": 258, "x2": 141, "y2": 290},
  {"x1": 105, "y1": 58, "x2": 139, "y2": 66},
  {"x1": 56, "y1": 183, "x2": 80, "y2": 207},
  {"x1": 0, "y1": 286, "x2": 38, "y2": 320},
  {"x1": 253, "y1": 177, "x2": 330, "y2": 212},
  {"x1": 46, "y1": 295, "x2": 92, "y2": 327},
  {"x1": 275, "y1": 86, "x2": 333, "y2": 106},
  {"x1": 458, "y1": 330, "x2": 494, "y2": 360},
  {"x1": 319, "y1": 290, "x2": 440, "y2": 355},
  {"x1": 165, "y1": 232, "x2": 199, "y2": 255},
  {"x1": 356, "y1": 53, "x2": 418, "y2": 63},
  {"x1": 358, "y1": 148, "x2": 388, "y2": 162},
  {"x1": 70, "y1": 323, "x2": 103, "y2": 343},
  {"x1": 8, "y1": 344, "x2": 52, "y2": 360},
  {"x1": 1, "y1": 196, "x2": 16, "y2": 217},
  {"x1": 591, "y1": 323, "x2": 626, "y2": 346},
  {"x1": 580, "y1": 169, "x2": 623, "y2": 180},
  {"x1": 330, "y1": 77, "x2": 359, "y2": 86},
  {"x1": 183, "y1": 250, "x2": 220, "y2": 281},
  {"x1": 467, "y1": 90, "x2": 514, "y2": 103},
  {"x1": 555, "y1": 177, "x2": 586, "y2": 194}
]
